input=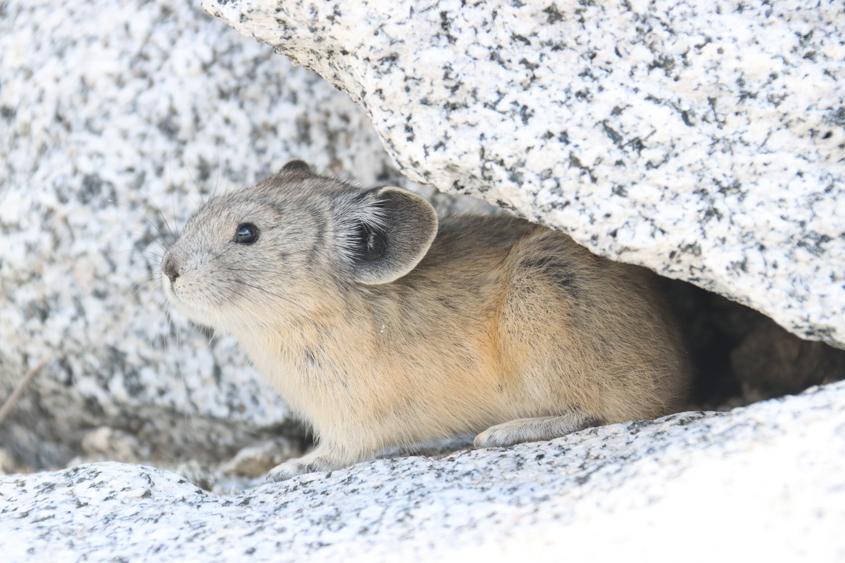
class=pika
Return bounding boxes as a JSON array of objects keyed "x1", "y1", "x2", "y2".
[{"x1": 162, "y1": 161, "x2": 692, "y2": 481}]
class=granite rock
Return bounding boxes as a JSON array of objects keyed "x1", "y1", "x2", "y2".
[
  {"x1": 0, "y1": 0, "x2": 403, "y2": 469},
  {"x1": 2, "y1": 380, "x2": 844, "y2": 562},
  {"x1": 203, "y1": 0, "x2": 845, "y2": 347}
]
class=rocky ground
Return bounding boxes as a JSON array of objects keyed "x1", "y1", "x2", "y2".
[{"x1": 2, "y1": 381, "x2": 844, "y2": 561}]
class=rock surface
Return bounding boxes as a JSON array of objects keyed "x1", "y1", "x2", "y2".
[
  {"x1": 2, "y1": 381, "x2": 844, "y2": 561},
  {"x1": 4, "y1": 3, "x2": 844, "y2": 555},
  {"x1": 203, "y1": 0, "x2": 845, "y2": 347},
  {"x1": 0, "y1": 0, "x2": 403, "y2": 468}
]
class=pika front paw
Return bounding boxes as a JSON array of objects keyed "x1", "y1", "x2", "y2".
[
  {"x1": 264, "y1": 447, "x2": 344, "y2": 482},
  {"x1": 265, "y1": 458, "x2": 318, "y2": 482},
  {"x1": 473, "y1": 423, "x2": 520, "y2": 449}
]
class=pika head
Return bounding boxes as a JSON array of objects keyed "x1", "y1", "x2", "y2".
[{"x1": 161, "y1": 161, "x2": 438, "y2": 331}]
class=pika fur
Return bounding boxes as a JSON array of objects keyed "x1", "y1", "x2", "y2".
[{"x1": 162, "y1": 161, "x2": 692, "y2": 481}]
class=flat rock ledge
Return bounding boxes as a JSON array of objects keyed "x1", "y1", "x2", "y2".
[
  {"x1": 3, "y1": 381, "x2": 844, "y2": 562},
  {"x1": 203, "y1": 0, "x2": 845, "y2": 347}
]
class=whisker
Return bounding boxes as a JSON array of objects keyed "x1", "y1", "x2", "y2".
[
  {"x1": 230, "y1": 279, "x2": 298, "y2": 308},
  {"x1": 212, "y1": 144, "x2": 223, "y2": 199},
  {"x1": 185, "y1": 156, "x2": 200, "y2": 195},
  {"x1": 156, "y1": 209, "x2": 176, "y2": 239},
  {"x1": 221, "y1": 266, "x2": 292, "y2": 276},
  {"x1": 143, "y1": 250, "x2": 164, "y2": 266},
  {"x1": 130, "y1": 278, "x2": 159, "y2": 301},
  {"x1": 206, "y1": 242, "x2": 248, "y2": 263}
]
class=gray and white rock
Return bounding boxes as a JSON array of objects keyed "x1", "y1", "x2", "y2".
[
  {"x1": 2, "y1": 381, "x2": 844, "y2": 562},
  {"x1": 0, "y1": 0, "x2": 403, "y2": 469},
  {"x1": 203, "y1": 0, "x2": 845, "y2": 347},
  {"x1": 3, "y1": 2, "x2": 844, "y2": 557}
]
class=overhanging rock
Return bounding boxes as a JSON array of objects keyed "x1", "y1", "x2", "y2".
[{"x1": 203, "y1": 0, "x2": 845, "y2": 347}]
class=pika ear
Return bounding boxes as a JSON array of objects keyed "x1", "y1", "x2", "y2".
[
  {"x1": 279, "y1": 160, "x2": 313, "y2": 175},
  {"x1": 337, "y1": 187, "x2": 438, "y2": 285}
]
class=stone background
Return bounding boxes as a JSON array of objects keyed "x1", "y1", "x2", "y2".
[
  {"x1": 0, "y1": 0, "x2": 405, "y2": 470},
  {"x1": 2, "y1": 0, "x2": 844, "y2": 558}
]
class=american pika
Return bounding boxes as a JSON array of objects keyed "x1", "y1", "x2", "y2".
[{"x1": 162, "y1": 161, "x2": 692, "y2": 481}]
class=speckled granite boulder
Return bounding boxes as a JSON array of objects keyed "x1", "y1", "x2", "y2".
[
  {"x1": 3, "y1": 381, "x2": 844, "y2": 561},
  {"x1": 203, "y1": 0, "x2": 845, "y2": 347},
  {"x1": 0, "y1": 0, "x2": 402, "y2": 468}
]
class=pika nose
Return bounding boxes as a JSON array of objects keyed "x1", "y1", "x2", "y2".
[{"x1": 163, "y1": 255, "x2": 180, "y2": 283}]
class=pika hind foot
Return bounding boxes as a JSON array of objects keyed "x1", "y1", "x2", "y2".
[
  {"x1": 265, "y1": 446, "x2": 345, "y2": 482},
  {"x1": 474, "y1": 412, "x2": 600, "y2": 449}
]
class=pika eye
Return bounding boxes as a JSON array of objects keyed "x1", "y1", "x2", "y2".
[{"x1": 233, "y1": 223, "x2": 259, "y2": 244}]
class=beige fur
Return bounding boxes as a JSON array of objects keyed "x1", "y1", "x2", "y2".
[{"x1": 162, "y1": 162, "x2": 692, "y2": 480}]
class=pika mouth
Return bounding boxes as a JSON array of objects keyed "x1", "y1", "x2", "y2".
[
  {"x1": 161, "y1": 279, "x2": 205, "y2": 325},
  {"x1": 161, "y1": 276, "x2": 180, "y2": 304},
  {"x1": 161, "y1": 273, "x2": 224, "y2": 320},
  {"x1": 160, "y1": 269, "x2": 188, "y2": 303}
]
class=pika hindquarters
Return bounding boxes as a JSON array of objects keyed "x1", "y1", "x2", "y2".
[{"x1": 473, "y1": 226, "x2": 692, "y2": 447}]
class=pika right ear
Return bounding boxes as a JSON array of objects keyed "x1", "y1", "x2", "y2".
[{"x1": 336, "y1": 187, "x2": 438, "y2": 285}]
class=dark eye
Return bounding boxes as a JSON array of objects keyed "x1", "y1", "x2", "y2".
[{"x1": 233, "y1": 223, "x2": 259, "y2": 244}]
